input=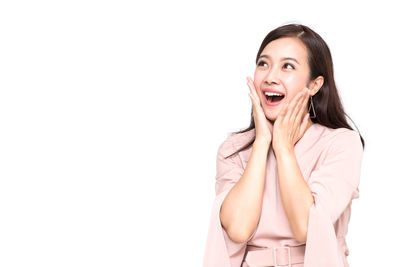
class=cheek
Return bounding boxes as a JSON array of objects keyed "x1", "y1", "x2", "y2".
[
  {"x1": 253, "y1": 73, "x2": 262, "y2": 88},
  {"x1": 285, "y1": 89, "x2": 306, "y2": 107},
  {"x1": 285, "y1": 95, "x2": 296, "y2": 105},
  {"x1": 282, "y1": 76, "x2": 306, "y2": 99},
  {"x1": 282, "y1": 75, "x2": 301, "y2": 89}
]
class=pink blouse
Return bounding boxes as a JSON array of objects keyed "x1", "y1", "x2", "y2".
[{"x1": 203, "y1": 123, "x2": 364, "y2": 267}]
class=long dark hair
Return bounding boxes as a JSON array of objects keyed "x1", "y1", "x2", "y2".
[{"x1": 225, "y1": 23, "x2": 365, "y2": 159}]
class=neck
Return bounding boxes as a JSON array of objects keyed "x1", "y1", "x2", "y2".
[{"x1": 305, "y1": 117, "x2": 314, "y2": 131}]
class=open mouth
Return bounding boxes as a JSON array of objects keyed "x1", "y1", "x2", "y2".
[
  {"x1": 263, "y1": 92, "x2": 285, "y2": 105},
  {"x1": 266, "y1": 95, "x2": 284, "y2": 102}
]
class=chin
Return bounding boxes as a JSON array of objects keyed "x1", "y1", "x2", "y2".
[
  {"x1": 264, "y1": 114, "x2": 276, "y2": 123},
  {"x1": 262, "y1": 106, "x2": 282, "y2": 121}
]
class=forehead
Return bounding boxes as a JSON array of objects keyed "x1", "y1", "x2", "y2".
[{"x1": 261, "y1": 37, "x2": 308, "y2": 62}]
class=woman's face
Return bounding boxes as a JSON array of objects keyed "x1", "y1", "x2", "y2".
[{"x1": 253, "y1": 37, "x2": 312, "y2": 122}]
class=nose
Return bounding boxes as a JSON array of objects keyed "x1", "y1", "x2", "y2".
[{"x1": 263, "y1": 66, "x2": 280, "y2": 85}]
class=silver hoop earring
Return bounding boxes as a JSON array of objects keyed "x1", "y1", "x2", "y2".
[{"x1": 308, "y1": 96, "x2": 316, "y2": 118}]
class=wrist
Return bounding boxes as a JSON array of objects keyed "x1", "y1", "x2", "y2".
[
  {"x1": 275, "y1": 146, "x2": 294, "y2": 157},
  {"x1": 254, "y1": 137, "x2": 271, "y2": 148}
]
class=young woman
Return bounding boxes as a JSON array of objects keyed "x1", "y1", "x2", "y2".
[{"x1": 203, "y1": 23, "x2": 365, "y2": 267}]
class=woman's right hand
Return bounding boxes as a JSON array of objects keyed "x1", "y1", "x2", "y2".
[{"x1": 246, "y1": 76, "x2": 273, "y2": 144}]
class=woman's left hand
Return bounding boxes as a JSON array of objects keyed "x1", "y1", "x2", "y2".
[{"x1": 272, "y1": 87, "x2": 311, "y2": 153}]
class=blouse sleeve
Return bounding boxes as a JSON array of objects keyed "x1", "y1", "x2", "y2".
[
  {"x1": 304, "y1": 129, "x2": 364, "y2": 267},
  {"x1": 203, "y1": 135, "x2": 253, "y2": 267}
]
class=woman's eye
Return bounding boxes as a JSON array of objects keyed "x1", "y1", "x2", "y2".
[
  {"x1": 257, "y1": 61, "x2": 267, "y2": 67},
  {"x1": 284, "y1": 63, "x2": 295, "y2": 70},
  {"x1": 257, "y1": 61, "x2": 294, "y2": 70}
]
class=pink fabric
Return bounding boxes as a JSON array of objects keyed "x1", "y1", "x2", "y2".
[{"x1": 203, "y1": 123, "x2": 364, "y2": 267}]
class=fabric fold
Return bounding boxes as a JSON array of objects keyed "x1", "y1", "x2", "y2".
[
  {"x1": 203, "y1": 188, "x2": 248, "y2": 267},
  {"x1": 203, "y1": 133, "x2": 250, "y2": 267},
  {"x1": 304, "y1": 129, "x2": 363, "y2": 267},
  {"x1": 304, "y1": 196, "x2": 343, "y2": 267}
]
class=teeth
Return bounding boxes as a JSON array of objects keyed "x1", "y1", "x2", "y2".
[{"x1": 264, "y1": 92, "x2": 284, "y2": 96}]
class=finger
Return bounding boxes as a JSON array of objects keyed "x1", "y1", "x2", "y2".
[
  {"x1": 247, "y1": 77, "x2": 259, "y2": 96},
  {"x1": 294, "y1": 101, "x2": 309, "y2": 131},
  {"x1": 277, "y1": 103, "x2": 289, "y2": 119},
  {"x1": 292, "y1": 88, "x2": 309, "y2": 123},
  {"x1": 284, "y1": 89, "x2": 304, "y2": 123},
  {"x1": 248, "y1": 92, "x2": 253, "y2": 103},
  {"x1": 248, "y1": 83, "x2": 261, "y2": 106},
  {"x1": 277, "y1": 102, "x2": 289, "y2": 123},
  {"x1": 299, "y1": 112, "x2": 310, "y2": 135},
  {"x1": 248, "y1": 92, "x2": 257, "y2": 108},
  {"x1": 246, "y1": 77, "x2": 261, "y2": 105},
  {"x1": 301, "y1": 89, "x2": 310, "y2": 117},
  {"x1": 248, "y1": 93, "x2": 257, "y2": 117},
  {"x1": 290, "y1": 89, "x2": 305, "y2": 122}
]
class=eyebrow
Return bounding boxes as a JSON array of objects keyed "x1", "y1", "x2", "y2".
[{"x1": 258, "y1": 54, "x2": 300, "y2": 65}]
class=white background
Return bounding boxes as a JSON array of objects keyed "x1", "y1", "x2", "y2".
[{"x1": 0, "y1": 1, "x2": 398, "y2": 266}]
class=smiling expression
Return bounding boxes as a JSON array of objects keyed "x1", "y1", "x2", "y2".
[{"x1": 254, "y1": 37, "x2": 313, "y2": 122}]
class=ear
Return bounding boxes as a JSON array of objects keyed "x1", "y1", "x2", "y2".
[{"x1": 308, "y1": 75, "x2": 324, "y2": 96}]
